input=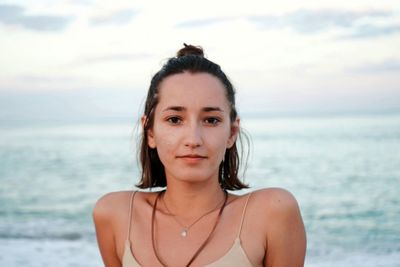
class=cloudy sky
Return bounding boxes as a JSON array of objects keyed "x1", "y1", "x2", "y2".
[{"x1": 0, "y1": 0, "x2": 399, "y2": 121}]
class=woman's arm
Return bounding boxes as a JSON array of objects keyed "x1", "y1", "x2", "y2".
[
  {"x1": 263, "y1": 188, "x2": 307, "y2": 267},
  {"x1": 93, "y1": 193, "x2": 122, "y2": 267}
]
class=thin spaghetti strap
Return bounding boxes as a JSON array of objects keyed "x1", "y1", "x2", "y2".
[
  {"x1": 237, "y1": 192, "x2": 252, "y2": 238},
  {"x1": 127, "y1": 190, "x2": 138, "y2": 240}
]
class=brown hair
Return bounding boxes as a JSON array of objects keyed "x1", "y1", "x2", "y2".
[{"x1": 137, "y1": 44, "x2": 249, "y2": 190}]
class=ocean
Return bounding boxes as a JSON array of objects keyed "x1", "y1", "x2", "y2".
[{"x1": 1, "y1": 113, "x2": 399, "y2": 267}]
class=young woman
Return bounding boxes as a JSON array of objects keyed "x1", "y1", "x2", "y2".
[{"x1": 93, "y1": 44, "x2": 306, "y2": 267}]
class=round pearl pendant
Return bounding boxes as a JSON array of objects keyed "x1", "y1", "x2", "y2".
[{"x1": 181, "y1": 229, "x2": 188, "y2": 237}]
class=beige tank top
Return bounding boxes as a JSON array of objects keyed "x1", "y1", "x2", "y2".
[{"x1": 122, "y1": 191, "x2": 254, "y2": 267}]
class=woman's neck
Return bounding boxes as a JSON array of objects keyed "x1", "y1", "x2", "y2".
[{"x1": 161, "y1": 180, "x2": 225, "y2": 220}]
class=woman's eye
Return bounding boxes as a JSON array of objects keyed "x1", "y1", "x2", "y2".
[
  {"x1": 204, "y1": 117, "x2": 220, "y2": 125},
  {"x1": 167, "y1": 117, "x2": 182, "y2": 124}
]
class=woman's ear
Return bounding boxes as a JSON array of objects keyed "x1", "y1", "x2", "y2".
[
  {"x1": 227, "y1": 117, "x2": 240, "y2": 148},
  {"x1": 141, "y1": 116, "x2": 156, "y2": 149}
]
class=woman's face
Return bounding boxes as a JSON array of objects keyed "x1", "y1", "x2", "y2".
[{"x1": 146, "y1": 72, "x2": 239, "y2": 185}]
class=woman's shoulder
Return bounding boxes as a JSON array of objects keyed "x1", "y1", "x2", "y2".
[
  {"x1": 246, "y1": 187, "x2": 302, "y2": 222},
  {"x1": 250, "y1": 187, "x2": 298, "y2": 204},
  {"x1": 247, "y1": 188, "x2": 306, "y2": 265},
  {"x1": 94, "y1": 190, "x2": 132, "y2": 207},
  {"x1": 92, "y1": 190, "x2": 160, "y2": 219},
  {"x1": 92, "y1": 191, "x2": 134, "y2": 222}
]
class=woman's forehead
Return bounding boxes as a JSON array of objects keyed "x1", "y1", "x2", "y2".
[{"x1": 157, "y1": 72, "x2": 229, "y2": 108}]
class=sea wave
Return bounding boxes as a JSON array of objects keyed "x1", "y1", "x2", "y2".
[
  {"x1": 0, "y1": 232, "x2": 84, "y2": 241},
  {"x1": 306, "y1": 250, "x2": 400, "y2": 267}
]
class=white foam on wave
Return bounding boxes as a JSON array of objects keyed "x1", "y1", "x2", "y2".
[
  {"x1": 0, "y1": 238, "x2": 101, "y2": 267},
  {"x1": 305, "y1": 250, "x2": 400, "y2": 267}
]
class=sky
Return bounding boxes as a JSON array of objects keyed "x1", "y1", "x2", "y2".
[{"x1": 0, "y1": 0, "x2": 400, "y2": 121}]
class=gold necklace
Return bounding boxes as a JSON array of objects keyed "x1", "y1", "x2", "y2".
[
  {"x1": 151, "y1": 190, "x2": 228, "y2": 267},
  {"x1": 161, "y1": 192, "x2": 225, "y2": 237}
]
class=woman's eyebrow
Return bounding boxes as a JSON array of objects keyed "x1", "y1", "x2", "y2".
[
  {"x1": 162, "y1": 106, "x2": 224, "y2": 112},
  {"x1": 202, "y1": 107, "x2": 224, "y2": 112},
  {"x1": 162, "y1": 106, "x2": 185, "y2": 112}
]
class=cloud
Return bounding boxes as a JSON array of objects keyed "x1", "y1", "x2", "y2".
[
  {"x1": 89, "y1": 9, "x2": 138, "y2": 26},
  {"x1": 16, "y1": 75, "x2": 80, "y2": 83},
  {"x1": 176, "y1": 9, "x2": 392, "y2": 35},
  {"x1": 71, "y1": 53, "x2": 153, "y2": 66},
  {"x1": 176, "y1": 17, "x2": 235, "y2": 28},
  {"x1": 352, "y1": 59, "x2": 400, "y2": 73},
  {"x1": 248, "y1": 9, "x2": 391, "y2": 33},
  {"x1": 344, "y1": 24, "x2": 400, "y2": 39},
  {"x1": 66, "y1": 0, "x2": 94, "y2": 6},
  {"x1": 0, "y1": 4, "x2": 72, "y2": 31}
]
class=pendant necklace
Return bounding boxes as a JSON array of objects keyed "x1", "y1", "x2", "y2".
[
  {"x1": 161, "y1": 192, "x2": 225, "y2": 237},
  {"x1": 151, "y1": 190, "x2": 228, "y2": 267}
]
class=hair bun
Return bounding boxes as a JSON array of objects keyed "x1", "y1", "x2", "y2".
[{"x1": 177, "y1": 43, "x2": 204, "y2": 57}]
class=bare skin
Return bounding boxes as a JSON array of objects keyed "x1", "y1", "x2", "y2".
[{"x1": 93, "y1": 72, "x2": 306, "y2": 267}]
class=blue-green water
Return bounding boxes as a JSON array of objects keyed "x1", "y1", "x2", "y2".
[{"x1": 1, "y1": 114, "x2": 399, "y2": 266}]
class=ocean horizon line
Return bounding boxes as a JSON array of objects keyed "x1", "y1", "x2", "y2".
[{"x1": 1, "y1": 108, "x2": 399, "y2": 127}]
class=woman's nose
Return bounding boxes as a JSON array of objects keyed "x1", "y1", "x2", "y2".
[{"x1": 184, "y1": 123, "x2": 203, "y2": 148}]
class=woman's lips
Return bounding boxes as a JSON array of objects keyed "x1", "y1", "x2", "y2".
[{"x1": 176, "y1": 154, "x2": 207, "y2": 163}]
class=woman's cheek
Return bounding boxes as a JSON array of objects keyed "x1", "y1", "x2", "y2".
[
  {"x1": 154, "y1": 125, "x2": 177, "y2": 147},
  {"x1": 156, "y1": 135, "x2": 175, "y2": 153}
]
